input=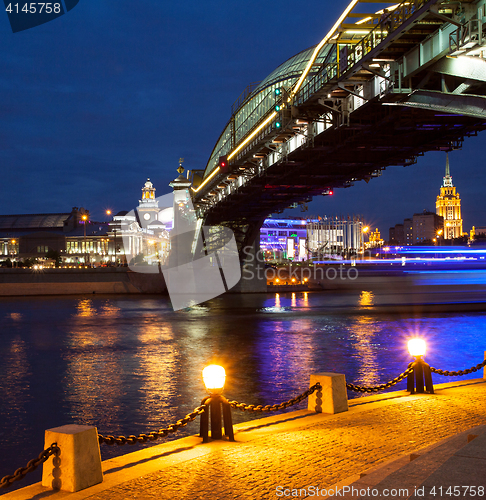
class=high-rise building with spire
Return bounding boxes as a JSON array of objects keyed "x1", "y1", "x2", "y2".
[{"x1": 436, "y1": 153, "x2": 463, "y2": 239}]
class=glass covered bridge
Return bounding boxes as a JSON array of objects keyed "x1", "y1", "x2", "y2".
[{"x1": 190, "y1": 0, "x2": 486, "y2": 248}]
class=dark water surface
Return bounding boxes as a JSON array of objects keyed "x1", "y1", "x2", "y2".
[{"x1": 1, "y1": 290, "x2": 485, "y2": 490}]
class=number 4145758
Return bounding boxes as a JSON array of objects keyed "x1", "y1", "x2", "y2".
[
  {"x1": 5, "y1": 3, "x2": 61, "y2": 14},
  {"x1": 429, "y1": 486, "x2": 485, "y2": 496}
]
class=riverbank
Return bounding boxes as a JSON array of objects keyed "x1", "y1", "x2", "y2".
[
  {"x1": 3, "y1": 261, "x2": 486, "y2": 298},
  {"x1": 4, "y1": 378, "x2": 486, "y2": 500},
  {"x1": 0, "y1": 268, "x2": 167, "y2": 295}
]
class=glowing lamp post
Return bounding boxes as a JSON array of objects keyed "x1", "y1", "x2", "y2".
[
  {"x1": 362, "y1": 226, "x2": 369, "y2": 253},
  {"x1": 200, "y1": 365, "x2": 234, "y2": 443},
  {"x1": 81, "y1": 214, "x2": 88, "y2": 265},
  {"x1": 10, "y1": 239, "x2": 16, "y2": 267},
  {"x1": 407, "y1": 339, "x2": 434, "y2": 394}
]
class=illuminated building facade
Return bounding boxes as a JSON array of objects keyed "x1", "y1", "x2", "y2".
[
  {"x1": 366, "y1": 228, "x2": 384, "y2": 249},
  {"x1": 260, "y1": 218, "x2": 307, "y2": 261},
  {"x1": 260, "y1": 217, "x2": 364, "y2": 261},
  {"x1": 436, "y1": 153, "x2": 463, "y2": 239},
  {"x1": 115, "y1": 179, "x2": 172, "y2": 266},
  {"x1": 0, "y1": 208, "x2": 114, "y2": 264},
  {"x1": 306, "y1": 217, "x2": 363, "y2": 257},
  {"x1": 470, "y1": 226, "x2": 486, "y2": 243},
  {"x1": 413, "y1": 210, "x2": 443, "y2": 244},
  {"x1": 0, "y1": 180, "x2": 173, "y2": 266}
]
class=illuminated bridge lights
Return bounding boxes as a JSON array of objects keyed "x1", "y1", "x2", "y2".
[{"x1": 219, "y1": 155, "x2": 229, "y2": 171}]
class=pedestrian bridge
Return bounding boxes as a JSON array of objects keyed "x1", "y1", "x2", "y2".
[{"x1": 188, "y1": 0, "x2": 486, "y2": 248}]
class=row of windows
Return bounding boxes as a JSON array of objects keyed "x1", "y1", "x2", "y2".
[
  {"x1": 67, "y1": 241, "x2": 109, "y2": 253},
  {"x1": 262, "y1": 230, "x2": 305, "y2": 237}
]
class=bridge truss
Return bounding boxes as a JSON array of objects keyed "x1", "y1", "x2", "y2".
[{"x1": 190, "y1": 0, "x2": 486, "y2": 251}]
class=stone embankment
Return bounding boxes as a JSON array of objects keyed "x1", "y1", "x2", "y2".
[
  {"x1": 3, "y1": 379, "x2": 486, "y2": 499},
  {"x1": 0, "y1": 268, "x2": 167, "y2": 296}
]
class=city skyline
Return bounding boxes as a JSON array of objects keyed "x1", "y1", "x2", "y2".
[{"x1": 1, "y1": 1, "x2": 484, "y2": 233}]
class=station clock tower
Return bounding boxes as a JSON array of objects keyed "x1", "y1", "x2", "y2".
[{"x1": 137, "y1": 179, "x2": 159, "y2": 223}]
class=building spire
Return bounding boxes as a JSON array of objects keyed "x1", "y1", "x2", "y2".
[{"x1": 443, "y1": 152, "x2": 453, "y2": 187}]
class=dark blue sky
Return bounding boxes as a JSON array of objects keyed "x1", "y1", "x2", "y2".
[{"x1": 1, "y1": 1, "x2": 484, "y2": 234}]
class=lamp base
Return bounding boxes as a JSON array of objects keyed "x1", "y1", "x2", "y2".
[
  {"x1": 199, "y1": 394, "x2": 235, "y2": 443},
  {"x1": 407, "y1": 358, "x2": 434, "y2": 394}
]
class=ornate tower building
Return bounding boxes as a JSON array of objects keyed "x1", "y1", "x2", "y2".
[
  {"x1": 436, "y1": 154, "x2": 463, "y2": 239},
  {"x1": 137, "y1": 179, "x2": 159, "y2": 223}
]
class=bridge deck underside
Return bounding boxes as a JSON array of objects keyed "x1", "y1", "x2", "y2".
[{"x1": 204, "y1": 99, "x2": 486, "y2": 227}]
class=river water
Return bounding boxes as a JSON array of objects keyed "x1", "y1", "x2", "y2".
[{"x1": 1, "y1": 290, "x2": 485, "y2": 490}]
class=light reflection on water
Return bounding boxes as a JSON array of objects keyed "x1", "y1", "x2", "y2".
[{"x1": 0, "y1": 291, "x2": 485, "y2": 489}]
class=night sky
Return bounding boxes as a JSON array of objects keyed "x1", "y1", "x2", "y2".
[{"x1": 1, "y1": 1, "x2": 484, "y2": 234}]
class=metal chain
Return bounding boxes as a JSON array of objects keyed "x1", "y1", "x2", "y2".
[
  {"x1": 228, "y1": 382, "x2": 321, "y2": 412},
  {"x1": 98, "y1": 405, "x2": 206, "y2": 446},
  {"x1": 0, "y1": 443, "x2": 59, "y2": 489},
  {"x1": 346, "y1": 365, "x2": 415, "y2": 393},
  {"x1": 430, "y1": 359, "x2": 486, "y2": 377}
]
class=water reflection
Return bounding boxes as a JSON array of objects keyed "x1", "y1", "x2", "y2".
[
  {"x1": 0, "y1": 337, "x2": 30, "y2": 420},
  {"x1": 359, "y1": 291, "x2": 374, "y2": 307},
  {"x1": 347, "y1": 316, "x2": 382, "y2": 387},
  {"x1": 134, "y1": 322, "x2": 177, "y2": 428},
  {"x1": 75, "y1": 298, "x2": 97, "y2": 317}
]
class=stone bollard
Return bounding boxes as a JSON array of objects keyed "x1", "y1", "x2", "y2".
[
  {"x1": 308, "y1": 373, "x2": 348, "y2": 414},
  {"x1": 42, "y1": 424, "x2": 103, "y2": 492}
]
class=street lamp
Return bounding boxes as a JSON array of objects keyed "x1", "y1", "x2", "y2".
[
  {"x1": 113, "y1": 228, "x2": 118, "y2": 266},
  {"x1": 362, "y1": 226, "x2": 370, "y2": 254},
  {"x1": 81, "y1": 214, "x2": 88, "y2": 265},
  {"x1": 200, "y1": 365, "x2": 234, "y2": 443},
  {"x1": 407, "y1": 339, "x2": 434, "y2": 394},
  {"x1": 10, "y1": 239, "x2": 16, "y2": 267},
  {"x1": 436, "y1": 229, "x2": 443, "y2": 246}
]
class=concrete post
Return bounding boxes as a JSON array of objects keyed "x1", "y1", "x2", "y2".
[
  {"x1": 42, "y1": 424, "x2": 103, "y2": 492},
  {"x1": 308, "y1": 373, "x2": 348, "y2": 414}
]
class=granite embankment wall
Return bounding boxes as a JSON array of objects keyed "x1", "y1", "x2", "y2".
[{"x1": 0, "y1": 268, "x2": 167, "y2": 296}]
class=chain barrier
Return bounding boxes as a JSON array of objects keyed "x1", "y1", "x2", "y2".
[
  {"x1": 430, "y1": 359, "x2": 486, "y2": 377},
  {"x1": 98, "y1": 405, "x2": 206, "y2": 446},
  {"x1": 346, "y1": 365, "x2": 415, "y2": 393},
  {"x1": 0, "y1": 443, "x2": 59, "y2": 489},
  {"x1": 228, "y1": 382, "x2": 321, "y2": 412},
  {"x1": 5, "y1": 359, "x2": 484, "y2": 478}
]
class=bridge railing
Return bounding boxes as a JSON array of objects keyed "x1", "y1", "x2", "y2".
[
  {"x1": 199, "y1": 0, "x2": 438, "y2": 192},
  {"x1": 296, "y1": 0, "x2": 432, "y2": 105}
]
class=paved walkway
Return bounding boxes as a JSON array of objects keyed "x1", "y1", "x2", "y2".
[{"x1": 3, "y1": 379, "x2": 486, "y2": 500}]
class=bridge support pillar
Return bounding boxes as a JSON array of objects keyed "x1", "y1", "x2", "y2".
[{"x1": 230, "y1": 238, "x2": 266, "y2": 293}]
